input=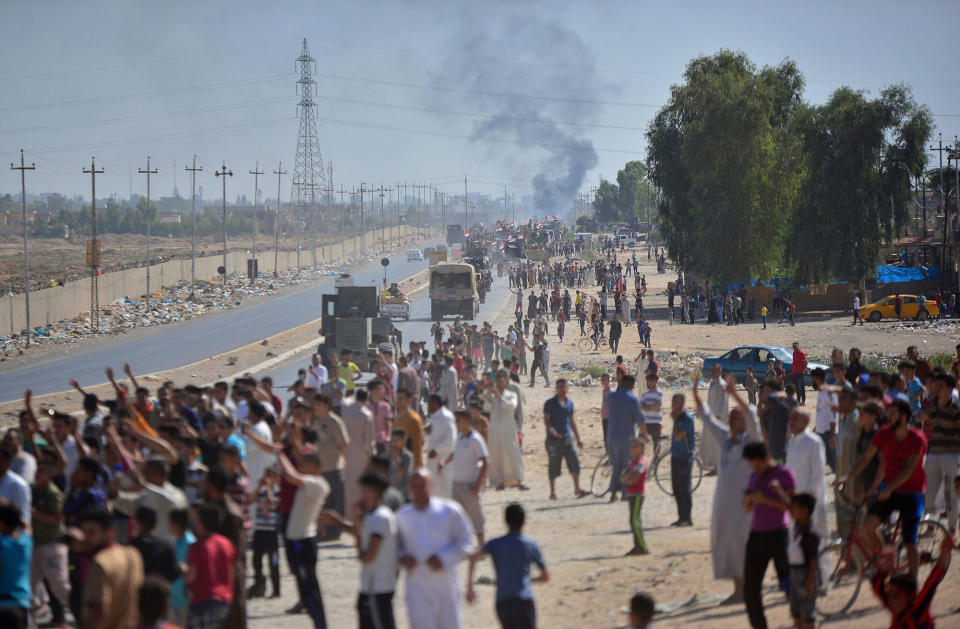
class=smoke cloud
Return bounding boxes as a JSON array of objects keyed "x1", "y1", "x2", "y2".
[{"x1": 433, "y1": 13, "x2": 603, "y2": 214}]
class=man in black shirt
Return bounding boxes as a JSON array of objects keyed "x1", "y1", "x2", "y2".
[
  {"x1": 609, "y1": 315, "x2": 623, "y2": 354},
  {"x1": 130, "y1": 506, "x2": 179, "y2": 584}
]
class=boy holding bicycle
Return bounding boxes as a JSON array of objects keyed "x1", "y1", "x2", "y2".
[{"x1": 787, "y1": 493, "x2": 820, "y2": 629}]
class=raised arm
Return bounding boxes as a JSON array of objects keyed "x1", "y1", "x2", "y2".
[
  {"x1": 122, "y1": 419, "x2": 178, "y2": 464},
  {"x1": 122, "y1": 363, "x2": 140, "y2": 392}
]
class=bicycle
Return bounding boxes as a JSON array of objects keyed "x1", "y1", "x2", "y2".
[
  {"x1": 816, "y1": 483, "x2": 951, "y2": 618},
  {"x1": 577, "y1": 331, "x2": 607, "y2": 354},
  {"x1": 652, "y1": 434, "x2": 703, "y2": 497},
  {"x1": 590, "y1": 436, "x2": 662, "y2": 498}
]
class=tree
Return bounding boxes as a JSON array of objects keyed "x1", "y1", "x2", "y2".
[
  {"x1": 592, "y1": 179, "x2": 620, "y2": 222},
  {"x1": 790, "y1": 85, "x2": 932, "y2": 282},
  {"x1": 646, "y1": 50, "x2": 804, "y2": 281}
]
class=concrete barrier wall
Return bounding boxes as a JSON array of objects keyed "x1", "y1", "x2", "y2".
[{"x1": 2, "y1": 226, "x2": 436, "y2": 335}]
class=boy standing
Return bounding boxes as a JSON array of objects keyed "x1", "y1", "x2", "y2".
[
  {"x1": 322, "y1": 473, "x2": 399, "y2": 629},
  {"x1": 186, "y1": 505, "x2": 236, "y2": 629},
  {"x1": 249, "y1": 468, "x2": 281, "y2": 599},
  {"x1": 787, "y1": 493, "x2": 819, "y2": 629},
  {"x1": 451, "y1": 411, "x2": 489, "y2": 545},
  {"x1": 388, "y1": 429, "x2": 414, "y2": 500},
  {"x1": 620, "y1": 437, "x2": 649, "y2": 556},
  {"x1": 466, "y1": 503, "x2": 549, "y2": 629}
]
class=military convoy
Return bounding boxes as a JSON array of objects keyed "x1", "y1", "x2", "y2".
[
  {"x1": 429, "y1": 262, "x2": 479, "y2": 320},
  {"x1": 320, "y1": 286, "x2": 403, "y2": 371}
]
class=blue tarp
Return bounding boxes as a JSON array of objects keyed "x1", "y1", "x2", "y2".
[{"x1": 875, "y1": 265, "x2": 940, "y2": 284}]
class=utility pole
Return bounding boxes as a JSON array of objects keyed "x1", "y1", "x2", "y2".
[
  {"x1": 464, "y1": 174, "x2": 469, "y2": 231},
  {"x1": 931, "y1": 134, "x2": 950, "y2": 289},
  {"x1": 337, "y1": 185, "x2": 348, "y2": 245},
  {"x1": 378, "y1": 185, "x2": 391, "y2": 255},
  {"x1": 214, "y1": 163, "x2": 233, "y2": 290},
  {"x1": 82, "y1": 158, "x2": 104, "y2": 333},
  {"x1": 273, "y1": 162, "x2": 286, "y2": 277},
  {"x1": 504, "y1": 186, "x2": 507, "y2": 223},
  {"x1": 10, "y1": 150, "x2": 35, "y2": 344},
  {"x1": 249, "y1": 162, "x2": 264, "y2": 285},
  {"x1": 358, "y1": 182, "x2": 367, "y2": 256},
  {"x1": 138, "y1": 156, "x2": 158, "y2": 311},
  {"x1": 185, "y1": 157, "x2": 202, "y2": 300}
]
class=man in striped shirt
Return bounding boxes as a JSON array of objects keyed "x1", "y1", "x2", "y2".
[{"x1": 922, "y1": 371, "x2": 960, "y2": 533}]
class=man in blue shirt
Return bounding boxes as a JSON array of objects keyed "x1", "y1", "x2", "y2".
[
  {"x1": 605, "y1": 375, "x2": 648, "y2": 502},
  {"x1": 899, "y1": 361, "x2": 924, "y2": 415},
  {"x1": 670, "y1": 393, "x2": 696, "y2": 526},
  {"x1": 543, "y1": 380, "x2": 588, "y2": 499},
  {"x1": 467, "y1": 503, "x2": 549, "y2": 629}
]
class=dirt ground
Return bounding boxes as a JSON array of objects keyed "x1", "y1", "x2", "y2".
[{"x1": 243, "y1": 246, "x2": 960, "y2": 629}]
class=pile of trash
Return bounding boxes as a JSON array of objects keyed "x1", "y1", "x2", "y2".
[
  {"x1": 566, "y1": 350, "x2": 707, "y2": 389},
  {"x1": 0, "y1": 267, "x2": 332, "y2": 360},
  {"x1": 889, "y1": 318, "x2": 960, "y2": 334}
]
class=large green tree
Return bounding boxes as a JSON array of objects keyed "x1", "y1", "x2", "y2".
[
  {"x1": 591, "y1": 161, "x2": 656, "y2": 224},
  {"x1": 790, "y1": 86, "x2": 931, "y2": 282},
  {"x1": 646, "y1": 50, "x2": 805, "y2": 281}
]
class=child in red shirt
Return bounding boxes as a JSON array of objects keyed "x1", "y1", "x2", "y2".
[
  {"x1": 619, "y1": 437, "x2": 649, "y2": 556},
  {"x1": 872, "y1": 534, "x2": 952, "y2": 629},
  {"x1": 186, "y1": 505, "x2": 236, "y2": 628}
]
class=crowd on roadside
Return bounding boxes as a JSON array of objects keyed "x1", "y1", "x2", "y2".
[{"x1": 2, "y1": 233, "x2": 959, "y2": 629}]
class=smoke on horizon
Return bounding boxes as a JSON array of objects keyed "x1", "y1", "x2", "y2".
[{"x1": 433, "y1": 13, "x2": 603, "y2": 215}]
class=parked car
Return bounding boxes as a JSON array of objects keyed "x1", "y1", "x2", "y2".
[
  {"x1": 407, "y1": 248, "x2": 424, "y2": 261},
  {"x1": 700, "y1": 345, "x2": 829, "y2": 385},
  {"x1": 860, "y1": 294, "x2": 939, "y2": 322}
]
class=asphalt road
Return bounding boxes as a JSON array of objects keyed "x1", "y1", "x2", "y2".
[
  {"x1": 0, "y1": 256, "x2": 432, "y2": 402},
  {"x1": 265, "y1": 270, "x2": 516, "y2": 387}
]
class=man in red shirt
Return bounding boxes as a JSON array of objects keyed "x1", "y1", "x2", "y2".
[
  {"x1": 841, "y1": 399, "x2": 927, "y2": 579},
  {"x1": 614, "y1": 355, "x2": 628, "y2": 385},
  {"x1": 186, "y1": 504, "x2": 236, "y2": 628},
  {"x1": 791, "y1": 342, "x2": 807, "y2": 406}
]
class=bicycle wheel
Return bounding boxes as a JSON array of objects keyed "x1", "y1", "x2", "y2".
[
  {"x1": 654, "y1": 453, "x2": 673, "y2": 496},
  {"x1": 577, "y1": 337, "x2": 595, "y2": 353},
  {"x1": 590, "y1": 454, "x2": 612, "y2": 497},
  {"x1": 690, "y1": 456, "x2": 704, "y2": 494},
  {"x1": 903, "y1": 518, "x2": 952, "y2": 582},
  {"x1": 817, "y1": 542, "x2": 863, "y2": 618}
]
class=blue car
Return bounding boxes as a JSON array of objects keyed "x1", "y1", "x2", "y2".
[{"x1": 700, "y1": 345, "x2": 829, "y2": 386}]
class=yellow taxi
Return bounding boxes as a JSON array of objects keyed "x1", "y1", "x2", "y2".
[{"x1": 860, "y1": 294, "x2": 939, "y2": 322}]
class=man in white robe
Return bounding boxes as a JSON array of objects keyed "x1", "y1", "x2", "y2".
[
  {"x1": 339, "y1": 396, "x2": 375, "y2": 513},
  {"x1": 424, "y1": 394, "x2": 457, "y2": 499},
  {"x1": 482, "y1": 370, "x2": 526, "y2": 489},
  {"x1": 438, "y1": 356, "x2": 459, "y2": 410},
  {"x1": 701, "y1": 364, "x2": 728, "y2": 472},
  {"x1": 398, "y1": 469, "x2": 475, "y2": 629},
  {"x1": 786, "y1": 409, "x2": 828, "y2": 538},
  {"x1": 694, "y1": 376, "x2": 761, "y2": 605}
]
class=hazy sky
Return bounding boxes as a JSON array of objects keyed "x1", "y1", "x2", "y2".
[{"x1": 2, "y1": 0, "x2": 957, "y2": 206}]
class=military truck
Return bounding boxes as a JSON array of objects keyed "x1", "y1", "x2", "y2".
[
  {"x1": 446, "y1": 223, "x2": 464, "y2": 247},
  {"x1": 429, "y1": 262, "x2": 479, "y2": 320},
  {"x1": 320, "y1": 286, "x2": 402, "y2": 371}
]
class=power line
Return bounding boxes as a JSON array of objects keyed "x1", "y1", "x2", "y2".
[
  {"x1": 0, "y1": 96, "x2": 290, "y2": 135},
  {"x1": 316, "y1": 115, "x2": 643, "y2": 154},
  {"x1": 318, "y1": 94, "x2": 647, "y2": 130},
  {"x1": 0, "y1": 73, "x2": 293, "y2": 113},
  {"x1": 18, "y1": 116, "x2": 295, "y2": 155},
  {"x1": 312, "y1": 70, "x2": 659, "y2": 108}
]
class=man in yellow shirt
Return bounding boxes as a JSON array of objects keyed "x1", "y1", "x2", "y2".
[
  {"x1": 760, "y1": 304, "x2": 768, "y2": 329},
  {"x1": 339, "y1": 349, "x2": 362, "y2": 393}
]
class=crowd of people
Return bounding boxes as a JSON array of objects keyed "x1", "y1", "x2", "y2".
[{"x1": 1, "y1": 230, "x2": 959, "y2": 629}]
